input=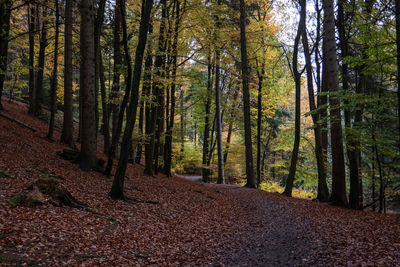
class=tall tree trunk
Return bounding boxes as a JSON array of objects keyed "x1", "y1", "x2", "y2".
[
  {"x1": 60, "y1": 0, "x2": 74, "y2": 147},
  {"x1": 301, "y1": 6, "x2": 329, "y2": 201},
  {"x1": 202, "y1": 55, "x2": 212, "y2": 182},
  {"x1": 79, "y1": 0, "x2": 97, "y2": 170},
  {"x1": 323, "y1": 0, "x2": 348, "y2": 207},
  {"x1": 395, "y1": 0, "x2": 400, "y2": 151},
  {"x1": 95, "y1": 0, "x2": 107, "y2": 152},
  {"x1": 104, "y1": 0, "x2": 134, "y2": 176},
  {"x1": 110, "y1": 0, "x2": 122, "y2": 141},
  {"x1": 144, "y1": 0, "x2": 167, "y2": 176},
  {"x1": 256, "y1": 67, "x2": 264, "y2": 186},
  {"x1": 0, "y1": 0, "x2": 12, "y2": 110},
  {"x1": 47, "y1": 0, "x2": 60, "y2": 140},
  {"x1": 109, "y1": 0, "x2": 153, "y2": 200},
  {"x1": 28, "y1": 3, "x2": 36, "y2": 114},
  {"x1": 164, "y1": 0, "x2": 180, "y2": 177},
  {"x1": 143, "y1": 28, "x2": 154, "y2": 174},
  {"x1": 283, "y1": 0, "x2": 304, "y2": 197},
  {"x1": 239, "y1": 0, "x2": 256, "y2": 188},
  {"x1": 215, "y1": 49, "x2": 225, "y2": 184},
  {"x1": 99, "y1": 51, "x2": 110, "y2": 153},
  {"x1": 33, "y1": 7, "x2": 48, "y2": 117}
]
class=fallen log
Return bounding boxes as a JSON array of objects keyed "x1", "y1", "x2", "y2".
[{"x1": 0, "y1": 113, "x2": 36, "y2": 132}]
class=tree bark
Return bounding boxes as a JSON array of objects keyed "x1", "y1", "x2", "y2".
[
  {"x1": 283, "y1": 0, "x2": 304, "y2": 197},
  {"x1": 163, "y1": 0, "x2": 181, "y2": 177},
  {"x1": 395, "y1": 0, "x2": 400, "y2": 151},
  {"x1": 79, "y1": 0, "x2": 98, "y2": 171},
  {"x1": 28, "y1": 3, "x2": 36, "y2": 114},
  {"x1": 202, "y1": 55, "x2": 212, "y2": 183},
  {"x1": 239, "y1": 0, "x2": 256, "y2": 188},
  {"x1": 109, "y1": 0, "x2": 153, "y2": 200},
  {"x1": 32, "y1": 7, "x2": 48, "y2": 117},
  {"x1": 0, "y1": 0, "x2": 12, "y2": 110},
  {"x1": 323, "y1": 0, "x2": 348, "y2": 207},
  {"x1": 95, "y1": 0, "x2": 107, "y2": 152},
  {"x1": 301, "y1": 6, "x2": 329, "y2": 201},
  {"x1": 47, "y1": 0, "x2": 60, "y2": 140},
  {"x1": 104, "y1": 0, "x2": 134, "y2": 176},
  {"x1": 60, "y1": 0, "x2": 74, "y2": 147},
  {"x1": 110, "y1": 0, "x2": 122, "y2": 141}
]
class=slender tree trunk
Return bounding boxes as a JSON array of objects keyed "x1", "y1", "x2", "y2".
[
  {"x1": 323, "y1": 0, "x2": 348, "y2": 207},
  {"x1": 104, "y1": 0, "x2": 134, "y2": 176},
  {"x1": 110, "y1": 0, "x2": 122, "y2": 141},
  {"x1": 283, "y1": 0, "x2": 304, "y2": 197},
  {"x1": 95, "y1": 0, "x2": 107, "y2": 151},
  {"x1": 164, "y1": 0, "x2": 180, "y2": 177},
  {"x1": 395, "y1": 0, "x2": 400, "y2": 151},
  {"x1": 33, "y1": 7, "x2": 48, "y2": 117},
  {"x1": 28, "y1": 3, "x2": 36, "y2": 114},
  {"x1": 0, "y1": 0, "x2": 12, "y2": 110},
  {"x1": 301, "y1": 4, "x2": 329, "y2": 201},
  {"x1": 47, "y1": 0, "x2": 60, "y2": 140},
  {"x1": 202, "y1": 55, "x2": 212, "y2": 182},
  {"x1": 256, "y1": 68, "x2": 264, "y2": 185},
  {"x1": 99, "y1": 51, "x2": 110, "y2": 153},
  {"x1": 239, "y1": 0, "x2": 256, "y2": 188},
  {"x1": 109, "y1": 0, "x2": 153, "y2": 200},
  {"x1": 215, "y1": 50, "x2": 225, "y2": 184},
  {"x1": 144, "y1": 0, "x2": 167, "y2": 176},
  {"x1": 143, "y1": 27, "x2": 154, "y2": 173},
  {"x1": 60, "y1": 0, "x2": 74, "y2": 147},
  {"x1": 79, "y1": 0, "x2": 97, "y2": 171}
]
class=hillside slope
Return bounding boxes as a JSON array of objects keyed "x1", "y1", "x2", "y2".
[{"x1": 1, "y1": 99, "x2": 400, "y2": 266}]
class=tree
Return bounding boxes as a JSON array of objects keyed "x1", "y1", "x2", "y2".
[
  {"x1": 301, "y1": 0, "x2": 329, "y2": 202},
  {"x1": 109, "y1": 0, "x2": 154, "y2": 199},
  {"x1": 60, "y1": 0, "x2": 75, "y2": 147},
  {"x1": 239, "y1": 0, "x2": 256, "y2": 188},
  {"x1": 0, "y1": 0, "x2": 12, "y2": 110},
  {"x1": 47, "y1": 0, "x2": 60, "y2": 140},
  {"x1": 79, "y1": 0, "x2": 97, "y2": 171},
  {"x1": 323, "y1": 0, "x2": 348, "y2": 207},
  {"x1": 283, "y1": 0, "x2": 304, "y2": 197}
]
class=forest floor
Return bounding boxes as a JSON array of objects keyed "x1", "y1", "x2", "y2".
[{"x1": 1, "y1": 98, "x2": 400, "y2": 266}]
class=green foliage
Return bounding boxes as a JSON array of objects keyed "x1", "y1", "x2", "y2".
[{"x1": 173, "y1": 143, "x2": 203, "y2": 175}]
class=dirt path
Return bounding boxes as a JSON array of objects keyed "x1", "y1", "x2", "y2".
[{"x1": 202, "y1": 184, "x2": 313, "y2": 266}]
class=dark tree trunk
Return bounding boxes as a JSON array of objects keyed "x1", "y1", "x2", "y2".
[
  {"x1": 163, "y1": 0, "x2": 180, "y2": 177},
  {"x1": 79, "y1": 0, "x2": 98, "y2": 171},
  {"x1": 143, "y1": 27, "x2": 154, "y2": 173},
  {"x1": 0, "y1": 0, "x2": 12, "y2": 110},
  {"x1": 28, "y1": 3, "x2": 36, "y2": 114},
  {"x1": 215, "y1": 50, "x2": 225, "y2": 184},
  {"x1": 202, "y1": 55, "x2": 212, "y2": 183},
  {"x1": 60, "y1": 0, "x2": 74, "y2": 147},
  {"x1": 110, "y1": 0, "x2": 122, "y2": 141},
  {"x1": 395, "y1": 0, "x2": 400, "y2": 151},
  {"x1": 109, "y1": 0, "x2": 153, "y2": 200},
  {"x1": 239, "y1": 0, "x2": 256, "y2": 188},
  {"x1": 301, "y1": 6, "x2": 329, "y2": 201},
  {"x1": 144, "y1": 0, "x2": 167, "y2": 176},
  {"x1": 283, "y1": 0, "x2": 304, "y2": 197},
  {"x1": 104, "y1": 0, "x2": 134, "y2": 176},
  {"x1": 95, "y1": 0, "x2": 107, "y2": 152},
  {"x1": 323, "y1": 0, "x2": 348, "y2": 207},
  {"x1": 47, "y1": 0, "x2": 60, "y2": 140},
  {"x1": 32, "y1": 7, "x2": 48, "y2": 117},
  {"x1": 99, "y1": 51, "x2": 110, "y2": 153}
]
